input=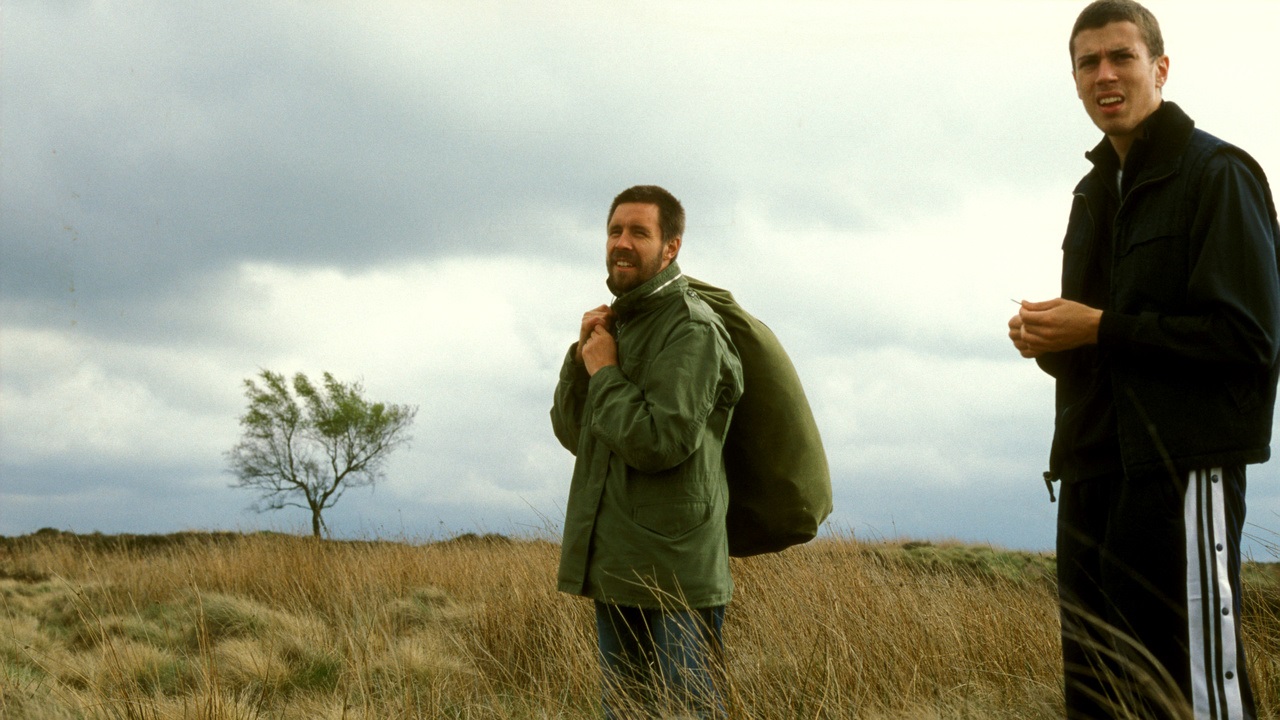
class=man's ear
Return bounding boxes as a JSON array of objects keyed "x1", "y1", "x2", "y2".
[{"x1": 664, "y1": 236, "x2": 682, "y2": 263}]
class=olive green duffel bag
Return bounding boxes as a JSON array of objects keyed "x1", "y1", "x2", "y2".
[{"x1": 687, "y1": 277, "x2": 832, "y2": 557}]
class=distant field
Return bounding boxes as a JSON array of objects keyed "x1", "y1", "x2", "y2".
[{"x1": 3, "y1": 529, "x2": 1280, "y2": 719}]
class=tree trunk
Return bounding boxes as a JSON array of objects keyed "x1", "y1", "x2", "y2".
[{"x1": 311, "y1": 508, "x2": 323, "y2": 538}]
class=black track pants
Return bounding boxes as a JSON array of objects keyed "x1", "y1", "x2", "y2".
[{"x1": 1057, "y1": 466, "x2": 1254, "y2": 719}]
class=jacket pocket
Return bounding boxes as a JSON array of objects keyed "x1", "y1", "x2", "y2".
[
  {"x1": 1116, "y1": 228, "x2": 1187, "y2": 259},
  {"x1": 620, "y1": 357, "x2": 651, "y2": 385},
  {"x1": 1060, "y1": 200, "x2": 1092, "y2": 297},
  {"x1": 633, "y1": 501, "x2": 711, "y2": 539},
  {"x1": 1114, "y1": 230, "x2": 1190, "y2": 307}
]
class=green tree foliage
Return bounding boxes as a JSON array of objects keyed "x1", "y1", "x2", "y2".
[{"x1": 225, "y1": 370, "x2": 417, "y2": 538}]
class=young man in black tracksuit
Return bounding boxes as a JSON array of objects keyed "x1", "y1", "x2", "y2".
[{"x1": 1008, "y1": 2, "x2": 1280, "y2": 718}]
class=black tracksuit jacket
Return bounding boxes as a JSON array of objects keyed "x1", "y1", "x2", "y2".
[{"x1": 1038, "y1": 101, "x2": 1280, "y2": 483}]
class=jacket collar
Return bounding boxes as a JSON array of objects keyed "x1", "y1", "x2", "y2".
[
  {"x1": 1085, "y1": 101, "x2": 1196, "y2": 189},
  {"x1": 610, "y1": 260, "x2": 685, "y2": 321}
]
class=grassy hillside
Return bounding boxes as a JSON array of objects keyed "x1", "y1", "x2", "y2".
[{"x1": 2, "y1": 530, "x2": 1278, "y2": 718}]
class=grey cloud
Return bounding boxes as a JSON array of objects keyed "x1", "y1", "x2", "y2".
[{"x1": 4, "y1": 0, "x2": 1075, "y2": 315}]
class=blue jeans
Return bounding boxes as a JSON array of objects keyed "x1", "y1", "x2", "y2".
[{"x1": 594, "y1": 601, "x2": 727, "y2": 719}]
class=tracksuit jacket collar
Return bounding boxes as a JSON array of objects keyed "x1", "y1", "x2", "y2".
[
  {"x1": 1084, "y1": 100, "x2": 1196, "y2": 194},
  {"x1": 610, "y1": 261, "x2": 685, "y2": 322}
]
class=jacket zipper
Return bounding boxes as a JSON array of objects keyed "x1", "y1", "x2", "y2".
[{"x1": 1107, "y1": 164, "x2": 1177, "y2": 467}]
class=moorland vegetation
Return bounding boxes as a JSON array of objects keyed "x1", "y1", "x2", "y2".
[{"x1": 4, "y1": 529, "x2": 1280, "y2": 718}]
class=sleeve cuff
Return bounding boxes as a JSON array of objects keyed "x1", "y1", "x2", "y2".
[
  {"x1": 1096, "y1": 310, "x2": 1137, "y2": 347},
  {"x1": 560, "y1": 344, "x2": 590, "y2": 385},
  {"x1": 585, "y1": 364, "x2": 621, "y2": 397}
]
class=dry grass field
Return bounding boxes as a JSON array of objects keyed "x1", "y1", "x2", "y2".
[{"x1": 3, "y1": 529, "x2": 1280, "y2": 719}]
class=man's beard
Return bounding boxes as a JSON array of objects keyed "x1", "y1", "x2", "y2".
[{"x1": 606, "y1": 252, "x2": 666, "y2": 296}]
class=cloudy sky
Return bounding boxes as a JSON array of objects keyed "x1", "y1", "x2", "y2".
[{"x1": 3, "y1": 1, "x2": 1279, "y2": 553}]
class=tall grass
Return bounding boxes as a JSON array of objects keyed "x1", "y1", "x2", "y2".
[{"x1": 2, "y1": 530, "x2": 1278, "y2": 718}]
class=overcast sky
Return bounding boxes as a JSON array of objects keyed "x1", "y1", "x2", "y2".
[{"x1": 3, "y1": 1, "x2": 1280, "y2": 553}]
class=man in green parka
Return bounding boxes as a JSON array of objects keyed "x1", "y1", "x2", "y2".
[{"x1": 551, "y1": 185, "x2": 743, "y2": 718}]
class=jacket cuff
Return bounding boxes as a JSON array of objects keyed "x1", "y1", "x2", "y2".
[
  {"x1": 560, "y1": 344, "x2": 590, "y2": 385},
  {"x1": 586, "y1": 364, "x2": 622, "y2": 396},
  {"x1": 1096, "y1": 310, "x2": 1137, "y2": 347}
]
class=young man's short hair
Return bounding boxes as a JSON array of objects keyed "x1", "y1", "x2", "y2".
[{"x1": 1069, "y1": 0, "x2": 1164, "y2": 61}]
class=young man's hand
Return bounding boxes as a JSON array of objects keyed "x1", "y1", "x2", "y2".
[{"x1": 1011, "y1": 298, "x2": 1102, "y2": 356}]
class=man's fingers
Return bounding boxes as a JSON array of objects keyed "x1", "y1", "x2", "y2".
[
  {"x1": 584, "y1": 325, "x2": 613, "y2": 348},
  {"x1": 1020, "y1": 298, "x2": 1062, "y2": 312}
]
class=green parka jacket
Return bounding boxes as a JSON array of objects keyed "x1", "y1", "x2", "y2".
[{"x1": 552, "y1": 262, "x2": 744, "y2": 609}]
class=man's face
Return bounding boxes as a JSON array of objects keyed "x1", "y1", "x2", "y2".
[
  {"x1": 606, "y1": 202, "x2": 679, "y2": 294},
  {"x1": 1072, "y1": 21, "x2": 1168, "y2": 154}
]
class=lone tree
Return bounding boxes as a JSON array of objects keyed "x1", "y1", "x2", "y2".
[{"x1": 226, "y1": 370, "x2": 417, "y2": 538}]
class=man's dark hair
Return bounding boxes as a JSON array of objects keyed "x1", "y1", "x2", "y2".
[
  {"x1": 1069, "y1": 0, "x2": 1164, "y2": 62},
  {"x1": 608, "y1": 185, "x2": 685, "y2": 243}
]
